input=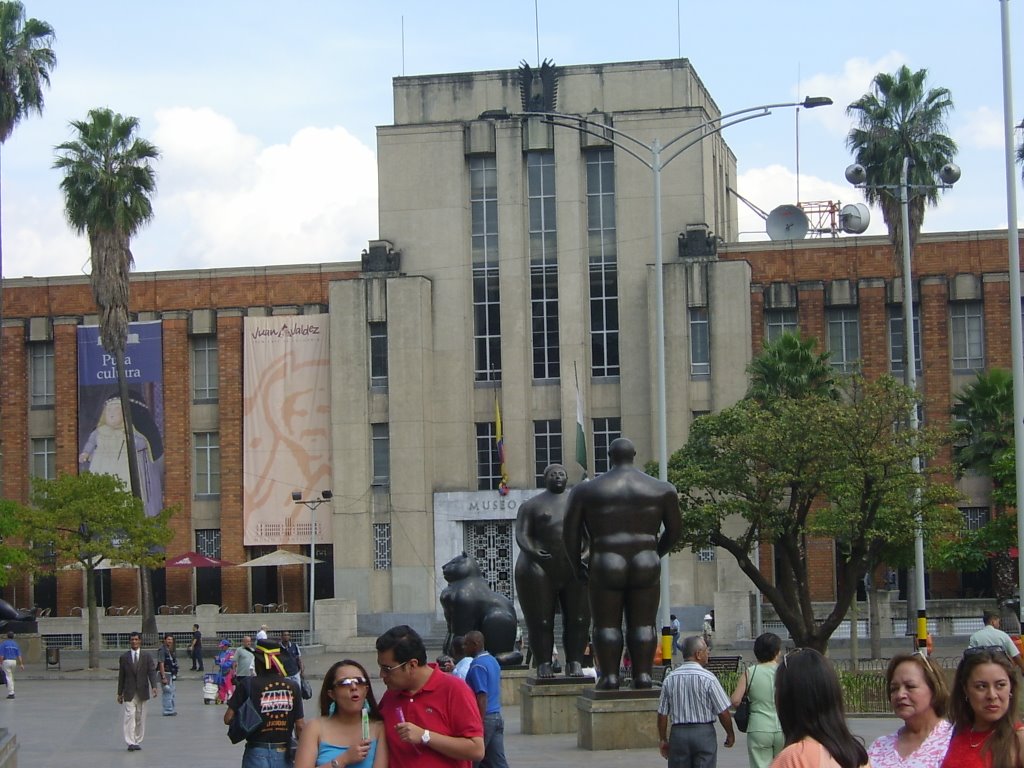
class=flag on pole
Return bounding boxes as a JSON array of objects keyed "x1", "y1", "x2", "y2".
[
  {"x1": 575, "y1": 364, "x2": 588, "y2": 479},
  {"x1": 495, "y1": 395, "x2": 510, "y2": 496}
]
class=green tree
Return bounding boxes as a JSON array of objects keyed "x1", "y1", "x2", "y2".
[
  {"x1": 669, "y1": 374, "x2": 959, "y2": 653},
  {"x1": 846, "y1": 66, "x2": 957, "y2": 257},
  {"x1": 953, "y1": 368, "x2": 1014, "y2": 475},
  {"x1": 0, "y1": 1, "x2": 55, "y2": 495},
  {"x1": 53, "y1": 108, "x2": 160, "y2": 636},
  {"x1": 0, "y1": 498, "x2": 32, "y2": 582},
  {"x1": 747, "y1": 332, "x2": 836, "y2": 403},
  {"x1": 17, "y1": 473, "x2": 173, "y2": 668}
]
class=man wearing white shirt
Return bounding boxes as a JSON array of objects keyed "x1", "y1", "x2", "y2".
[
  {"x1": 116, "y1": 632, "x2": 159, "y2": 752},
  {"x1": 451, "y1": 635, "x2": 472, "y2": 680}
]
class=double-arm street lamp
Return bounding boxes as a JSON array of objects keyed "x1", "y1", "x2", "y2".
[
  {"x1": 526, "y1": 96, "x2": 833, "y2": 632},
  {"x1": 846, "y1": 157, "x2": 960, "y2": 650},
  {"x1": 291, "y1": 489, "x2": 333, "y2": 641}
]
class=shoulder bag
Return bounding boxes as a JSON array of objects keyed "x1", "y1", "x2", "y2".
[
  {"x1": 227, "y1": 678, "x2": 264, "y2": 744},
  {"x1": 734, "y1": 665, "x2": 756, "y2": 733}
]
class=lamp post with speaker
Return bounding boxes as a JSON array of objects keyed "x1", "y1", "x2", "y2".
[
  {"x1": 845, "y1": 158, "x2": 961, "y2": 651},
  {"x1": 290, "y1": 489, "x2": 333, "y2": 641}
]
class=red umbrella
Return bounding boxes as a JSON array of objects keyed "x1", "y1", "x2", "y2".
[
  {"x1": 165, "y1": 551, "x2": 235, "y2": 568},
  {"x1": 164, "y1": 552, "x2": 236, "y2": 608}
]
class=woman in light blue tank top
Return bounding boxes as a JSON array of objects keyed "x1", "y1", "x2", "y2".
[{"x1": 294, "y1": 659, "x2": 388, "y2": 768}]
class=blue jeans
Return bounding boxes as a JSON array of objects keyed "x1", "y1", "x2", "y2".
[
  {"x1": 242, "y1": 743, "x2": 288, "y2": 768},
  {"x1": 161, "y1": 678, "x2": 176, "y2": 714},
  {"x1": 475, "y1": 712, "x2": 509, "y2": 768}
]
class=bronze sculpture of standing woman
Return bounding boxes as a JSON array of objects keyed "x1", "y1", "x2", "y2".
[{"x1": 564, "y1": 438, "x2": 682, "y2": 690}]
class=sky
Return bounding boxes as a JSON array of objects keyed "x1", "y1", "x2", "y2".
[{"x1": 3, "y1": 0, "x2": 1023, "y2": 279}]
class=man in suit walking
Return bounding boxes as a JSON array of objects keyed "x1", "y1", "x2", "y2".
[{"x1": 117, "y1": 631, "x2": 159, "y2": 752}]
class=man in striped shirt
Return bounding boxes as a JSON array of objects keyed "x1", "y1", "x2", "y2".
[{"x1": 657, "y1": 635, "x2": 734, "y2": 767}]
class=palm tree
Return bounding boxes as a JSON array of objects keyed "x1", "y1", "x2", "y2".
[
  {"x1": 0, "y1": 1, "x2": 55, "y2": 494},
  {"x1": 54, "y1": 107, "x2": 160, "y2": 636},
  {"x1": 846, "y1": 66, "x2": 957, "y2": 257},
  {"x1": 746, "y1": 332, "x2": 836, "y2": 403},
  {"x1": 953, "y1": 368, "x2": 1014, "y2": 475}
]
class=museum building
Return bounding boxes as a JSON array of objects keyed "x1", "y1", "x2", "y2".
[{"x1": 0, "y1": 57, "x2": 1017, "y2": 641}]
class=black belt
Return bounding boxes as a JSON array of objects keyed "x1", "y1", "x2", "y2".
[
  {"x1": 672, "y1": 722, "x2": 713, "y2": 726},
  {"x1": 245, "y1": 742, "x2": 288, "y2": 752}
]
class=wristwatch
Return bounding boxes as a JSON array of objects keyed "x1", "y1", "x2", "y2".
[
  {"x1": 330, "y1": 759, "x2": 340, "y2": 768},
  {"x1": 421, "y1": 730, "x2": 432, "y2": 745}
]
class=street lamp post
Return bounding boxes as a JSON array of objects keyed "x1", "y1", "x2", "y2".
[
  {"x1": 291, "y1": 489, "x2": 333, "y2": 642},
  {"x1": 846, "y1": 157, "x2": 960, "y2": 651},
  {"x1": 527, "y1": 97, "x2": 832, "y2": 634}
]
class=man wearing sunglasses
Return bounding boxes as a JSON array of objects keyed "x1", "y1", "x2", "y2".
[
  {"x1": 967, "y1": 609, "x2": 1024, "y2": 673},
  {"x1": 376, "y1": 625, "x2": 484, "y2": 768}
]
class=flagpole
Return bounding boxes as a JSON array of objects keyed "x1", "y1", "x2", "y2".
[{"x1": 574, "y1": 362, "x2": 588, "y2": 480}]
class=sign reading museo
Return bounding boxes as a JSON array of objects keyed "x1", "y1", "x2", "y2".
[
  {"x1": 77, "y1": 322, "x2": 165, "y2": 518},
  {"x1": 243, "y1": 315, "x2": 332, "y2": 546}
]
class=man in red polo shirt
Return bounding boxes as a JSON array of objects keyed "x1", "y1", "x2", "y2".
[{"x1": 376, "y1": 625, "x2": 484, "y2": 768}]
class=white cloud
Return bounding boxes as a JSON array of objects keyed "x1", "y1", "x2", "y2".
[
  {"x1": 736, "y1": 164, "x2": 888, "y2": 242},
  {"x1": 958, "y1": 106, "x2": 1005, "y2": 150},
  {"x1": 799, "y1": 53, "x2": 907, "y2": 137}
]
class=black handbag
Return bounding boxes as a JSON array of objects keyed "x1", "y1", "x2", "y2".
[
  {"x1": 300, "y1": 677, "x2": 313, "y2": 700},
  {"x1": 734, "y1": 666, "x2": 755, "y2": 733},
  {"x1": 227, "y1": 679, "x2": 264, "y2": 744}
]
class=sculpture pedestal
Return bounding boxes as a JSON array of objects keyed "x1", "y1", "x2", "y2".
[
  {"x1": 520, "y1": 677, "x2": 595, "y2": 734},
  {"x1": 576, "y1": 688, "x2": 661, "y2": 750},
  {"x1": 500, "y1": 666, "x2": 531, "y2": 707}
]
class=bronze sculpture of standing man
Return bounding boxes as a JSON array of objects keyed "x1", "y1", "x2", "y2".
[
  {"x1": 514, "y1": 464, "x2": 591, "y2": 678},
  {"x1": 564, "y1": 437, "x2": 682, "y2": 690}
]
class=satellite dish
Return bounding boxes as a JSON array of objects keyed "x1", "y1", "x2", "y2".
[
  {"x1": 766, "y1": 205, "x2": 809, "y2": 241},
  {"x1": 840, "y1": 203, "x2": 870, "y2": 234}
]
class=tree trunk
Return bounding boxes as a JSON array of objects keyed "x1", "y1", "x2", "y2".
[
  {"x1": 869, "y1": 586, "x2": 883, "y2": 659},
  {"x1": 86, "y1": 565, "x2": 100, "y2": 670},
  {"x1": 849, "y1": 601, "x2": 859, "y2": 672},
  {"x1": 114, "y1": 352, "x2": 158, "y2": 637}
]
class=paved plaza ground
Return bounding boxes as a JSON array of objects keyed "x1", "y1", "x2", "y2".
[{"x1": 0, "y1": 653, "x2": 898, "y2": 768}]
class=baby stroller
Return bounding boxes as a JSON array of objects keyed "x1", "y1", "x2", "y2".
[{"x1": 202, "y1": 673, "x2": 218, "y2": 705}]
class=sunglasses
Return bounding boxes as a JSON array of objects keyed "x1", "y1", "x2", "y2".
[
  {"x1": 333, "y1": 677, "x2": 368, "y2": 688},
  {"x1": 781, "y1": 647, "x2": 811, "y2": 669},
  {"x1": 378, "y1": 660, "x2": 411, "y2": 674},
  {"x1": 964, "y1": 645, "x2": 1010, "y2": 660}
]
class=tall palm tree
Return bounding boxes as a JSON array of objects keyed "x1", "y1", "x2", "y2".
[
  {"x1": 0, "y1": 1, "x2": 55, "y2": 494},
  {"x1": 54, "y1": 107, "x2": 160, "y2": 636},
  {"x1": 846, "y1": 66, "x2": 957, "y2": 257},
  {"x1": 953, "y1": 368, "x2": 1014, "y2": 475},
  {"x1": 746, "y1": 332, "x2": 836, "y2": 404}
]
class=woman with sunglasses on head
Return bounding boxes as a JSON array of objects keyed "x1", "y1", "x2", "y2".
[
  {"x1": 867, "y1": 652, "x2": 952, "y2": 768},
  {"x1": 941, "y1": 647, "x2": 1024, "y2": 768},
  {"x1": 770, "y1": 648, "x2": 869, "y2": 768},
  {"x1": 294, "y1": 660, "x2": 387, "y2": 768}
]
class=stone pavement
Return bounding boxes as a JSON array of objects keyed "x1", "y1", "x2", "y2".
[{"x1": 0, "y1": 659, "x2": 897, "y2": 768}]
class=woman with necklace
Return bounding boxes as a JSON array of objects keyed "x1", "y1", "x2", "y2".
[
  {"x1": 868, "y1": 652, "x2": 953, "y2": 767},
  {"x1": 942, "y1": 647, "x2": 1024, "y2": 768},
  {"x1": 294, "y1": 659, "x2": 387, "y2": 768}
]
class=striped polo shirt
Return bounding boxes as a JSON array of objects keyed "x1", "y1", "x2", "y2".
[{"x1": 657, "y1": 661, "x2": 731, "y2": 725}]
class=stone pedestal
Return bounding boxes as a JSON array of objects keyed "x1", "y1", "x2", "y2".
[
  {"x1": 499, "y1": 666, "x2": 531, "y2": 707},
  {"x1": 520, "y1": 677, "x2": 595, "y2": 734},
  {"x1": 576, "y1": 688, "x2": 661, "y2": 750}
]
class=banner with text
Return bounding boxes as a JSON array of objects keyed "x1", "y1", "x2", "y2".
[
  {"x1": 243, "y1": 314, "x2": 332, "y2": 546},
  {"x1": 77, "y1": 321, "x2": 165, "y2": 518}
]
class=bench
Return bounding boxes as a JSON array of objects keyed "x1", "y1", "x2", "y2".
[{"x1": 705, "y1": 655, "x2": 743, "y2": 675}]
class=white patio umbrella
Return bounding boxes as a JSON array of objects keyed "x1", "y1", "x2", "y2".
[{"x1": 237, "y1": 550, "x2": 323, "y2": 612}]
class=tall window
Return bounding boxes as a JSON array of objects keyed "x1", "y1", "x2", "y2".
[
  {"x1": 471, "y1": 156, "x2": 501, "y2": 381},
  {"x1": 827, "y1": 308, "x2": 860, "y2": 372},
  {"x1": 764, "y1": 309, "x2": 797, "y2": 342},
  {"x1": 369, "y1": 321, "x2": 388, "y2": 388},
  {"x1": 586, "y1": 150, "x2": 619, "y2": 377},
  {"x1": 592, "y1": 417, "x2": 622, "y2": 475},
  {"x1": 195, "y1": 528, "x2": 222, "y2": 605},
  {"x1": 533, "y1": 419, "x2": 562, "y2": 486},
  {"x1": 951, "y1": 302, "x2": 984, "y2": 371},
  {"x1": 194, "y1": 431, "x2": 220, "y2": 497},
  {"x1": 475, "y1": 422, "x2": 501, "y2": 490},
  {"x1": 192, "y1": 335, "x2": 219, "y2": 402},
  {"x1": 29, "y1": 342, "x2": 55, "y2": 407},
  {"x1": 371, "y1": 423, "x2": 390, "y2": 487},
  {"x1": 373, "y1": 523, "x2": 392, "y2": 570},
  {"x1": 689, "y1": 307, "x2": 710, "y2": 377},
  {"x1": 30, "y1": 437, "x2": 56, "y2": 479},
  {"x1": 529, "y1": 152, "x2": 560, "y2": 380},
  {"x1": 889, "y1": 306, "x2": 922, "y2": 375}
]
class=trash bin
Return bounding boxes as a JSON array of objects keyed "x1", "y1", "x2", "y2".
[{"x1": 45, "y1": 647, "x2": 60, "y2": 670}]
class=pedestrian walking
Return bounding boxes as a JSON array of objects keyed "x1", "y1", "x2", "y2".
[
  {"x1": 967, "y1": 609, "x2": 1024, "y2": 674},
  {"x1": 116, "y1": 631, "x2": 159, "y2": 752},
  {"x1": 158, "y1": 633, "x2": 179, "y2": 716},
  {"x1": 465, "y1": 630, "x2": 509, "y2": 768},
  {"x1": 1, "y1": 632, "x2": 24, "y2": 699},
  {"x1": 190, "y1": 623, "x2": 204, "y2": 671}
]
